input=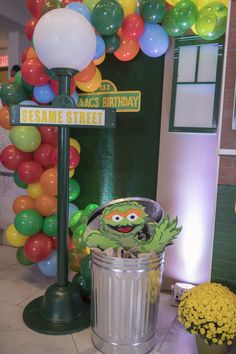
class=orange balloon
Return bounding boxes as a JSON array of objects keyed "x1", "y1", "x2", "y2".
[
  {"x1": 12, "y1": 195, "x2": 35, "y2": 214},
  {"x1": 26, "y1": 47, "x2": 38, "y2": 60},
  {"x1": 35, "y1": 194, "x2": 57, "y2": 216},
  {"x1": 94, "y1": 52, "x2": 106, "y2": 66},
  {"x1": 0, "y1": 106, "x2": 11, "y2": 130},
  {"x1": 74, "y1": 61, "x2": 96, "y2": 83},
  {"x1": 114, "y1": 32, "x2": 140, "y2": 62},
  {"x1": 40, "y1": 167, "x2": 57, "y2": 196},
  {"x1": 76, "y1": 68, "x2": 102, "y2": 93}
]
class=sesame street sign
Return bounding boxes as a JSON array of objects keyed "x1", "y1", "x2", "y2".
[
  {"x1": 10, "y1": 105, "x2": 115, "y2": 128},
  {"x1": 78, "y1": 80, "x2": 141, "y2": 112}
]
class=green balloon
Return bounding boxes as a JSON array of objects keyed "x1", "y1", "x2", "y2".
[
  {"x1": 14, "y1": 209, "x2": 43, "y2": 236},
  {"x1": 73, "y1": 234, "x2": 86, "y2": 251},
  {"x1": 162, "y1": 11, "x2": 186, "y2": 37},
  {"x1": 83, "y1": 203, "x2": 99, "y2": 217},
  {"x1": 14, "y1": 71, "x2": 22, "y2": 85},
  {"x1": 0, "y1": 82, "x2": 29, "y2": 105},
  {"x1": 172, "y1": 0, "x2": 198, "y2": 30},
  {"x1": 70, "y1": 210, "x2": 83, "y2": 229},
  {"x1": 13, "y1": 171, "x2": 28, "y2": 189},
  {"x1": 195, "y1": 2, "x2": 227, "y2": 40},
  {"x1": 92, "y1": 0, "x2": 124, "y2": 35},
  {"x1": 84, "y1": 0, "x2": 100, "y2": 12},
  {"x1": 16, "y1": 246, "x2": 34, "y2": 266},
  {"x1": 80, "y1": 254, "x2": 92, "y2": 283},
  {"x1": 10, "y1": 126, "x2": 41, "y2": 152},
  {"x1": 69, "y1": 179, "x2": 80, "y2": 202},
  {"x1": 41, "y1": 0, "x2": 62, "y2": 16},
  {"x1": 72, "y1": 273, "x2": 91, "y2": 298},
  {"x1": 43, "y1": 215, "x2": 57, "y2": 237},
  {"x1": 140, "y1": 0, "x2": 167, "y2": 24},
  {"x1": 103, "y1": 34, "x2": 120, "y2": 53}
]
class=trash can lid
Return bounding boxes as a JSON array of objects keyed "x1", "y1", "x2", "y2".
[{"x1": 87, "y1": 197, "x2": 163, "y2": 230}]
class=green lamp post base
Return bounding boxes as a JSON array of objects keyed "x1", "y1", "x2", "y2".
[{"x1": 23, "y1": 282, "x2": 90, "y2": 335}]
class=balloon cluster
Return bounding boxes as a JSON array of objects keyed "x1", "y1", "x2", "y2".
[{"x1": 20, "y1": 0, "x2": 228, "y2": 95}]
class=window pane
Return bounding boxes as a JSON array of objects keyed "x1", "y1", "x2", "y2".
[
  {"x1": 178, "y1": 46, "x2": 197, "y2": 82},
  {"x1": 198, "y1": 44, "x2": 218, "y2": 82},
  {"x1": 174, "y1": 84, "x2": 215, "y2": 128}
]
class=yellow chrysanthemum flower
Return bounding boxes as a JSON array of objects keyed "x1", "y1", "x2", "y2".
[{"x1": 178, "y1": 283, "x2": 236, "y2": 345}]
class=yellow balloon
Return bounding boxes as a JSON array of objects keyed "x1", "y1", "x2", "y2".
[
  {"x1": 165, "y1": 0, "x2": 178, "y2": 5},
  {"x1": 191, "y1": 24, "x2": 198, "y2": 34},
  {"x1": 70, "y1": 138, "x2": 81, "y2": 153},
  {"x1": 69, "y1": 168, "x2": 75, "y2": 178},
  {"x1": 27, "y1": 182, "x2": 44, "y2": 199},
  {"x1": 117, "y1": 0, "x2": 136, "y2": 16},
  {"x1": 196, "y1": 0, "x2": 228, "y2": 8},
  {"x1": 76, "y1": 68, "x2": 102, "y2": 93},
  {"x1": 93, "y1": 52, "x2": 106, "y2": 66},
  {"x1": 6, "y1": 224, "x2": 29, "y2": 247}
]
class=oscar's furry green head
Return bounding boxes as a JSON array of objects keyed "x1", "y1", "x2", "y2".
[{"x1": 100, "y1": 201, "x2": 149, "y2": 237}]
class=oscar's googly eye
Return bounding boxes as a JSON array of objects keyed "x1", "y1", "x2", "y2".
[
  {"x1": 127, "y1": 213, "x2": 138, "y2": 221},
  {"x1": 112, "y1": 215, "x2": 123, "y2": 222}
]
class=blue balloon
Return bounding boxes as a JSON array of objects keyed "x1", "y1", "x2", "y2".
[
  {"x1": 66, "y1": 2, "x2": 92, "y2": 22},
  {"x1": 71, "y1": 90, "x2": 79, "y2": 105},
  {"x1": 37, "y1": 250, "x2": 57, "y2": 277},
  {"x1": 20, "y1": 100, "x2": 38, "y2": 106},
  {"x1": 93, "y1": 35, "x2": 106, "y2": 60},
  {"x1": 69, "y1": 202, "x2": 79, "y2": 221},
  {"x1": 138, "y1": 23, "x2": 169, "y2": 58},
  {"x1": 33, "y1": 84, "x2": 56, "y2": 104}
]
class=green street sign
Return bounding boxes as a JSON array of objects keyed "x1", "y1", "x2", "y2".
[{"x1": 10, "y1": 105, "x2": 116, "y2": 128}]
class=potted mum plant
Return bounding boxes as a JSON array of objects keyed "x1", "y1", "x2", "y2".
[{"x1": 178, "y1": 282, "x2": 236, "y2": 354}]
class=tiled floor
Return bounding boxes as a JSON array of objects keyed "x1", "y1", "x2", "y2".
[{"x1": 0, "y1": 245, "x2": 235, "y2": 354}]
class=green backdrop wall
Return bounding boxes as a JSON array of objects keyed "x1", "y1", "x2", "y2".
[
  {"x1": 70, "y1": 52, "x2": 164, "y2": 208},
  {"x1": 211, "y1": 185, "x2": 236, "y2": 292}
]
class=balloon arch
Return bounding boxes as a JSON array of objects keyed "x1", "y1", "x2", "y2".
[{"x1": 0, "y1": 0, "x2": 229, "y2": 284}]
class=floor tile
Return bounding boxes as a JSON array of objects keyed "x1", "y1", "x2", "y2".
[
  {"x1": 155, "y1": 298, "x2": 178, "y2": 350},
  {"x1": 0, "y1": 300, "x2": 27, "y2": 332},
  {"x1": 17, "y1": 288, "x2": 46, "y2": 308},
  {"x1": 73, "y1": 328, "x2": 101, "y2": 354},
  {"x1": 0, "y1": 329, "x2": 79, "y2": 354},
  {"x1": 0, "y1": 245, "x2": 17, "y2": 270},
  {"x1": 0, "y1": 279, "x2": 42, "y2": 305},
  {"x1": 159, "y1": 317, "x2": 198, "y2": 354},
  {"x1": 0, "y1": 263, "x2": 55, "y2": 288}
]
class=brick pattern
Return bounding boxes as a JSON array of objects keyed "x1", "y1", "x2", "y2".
[{"x1": 219, "y1": 2, "x2": 236, "y2": 185}]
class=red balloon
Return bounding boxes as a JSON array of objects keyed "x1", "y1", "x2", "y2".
[
  {"x1": 122, "y1": 13, "x2": 145, "y2": 39},
  {"x1": 50, "y1": 77, "x2": 76, "y2": 95},
  {"x1": 69, "y1": 146, "x2": 80, "y2": 169},
  {"x1": 114, "y1": 31, "x2": 140, "y2": 62},
  {"x1": 62, "y1": 0, "x2": 82, "y2": 5},
  {"x1": 24, "y1": 18, "x2": 38, "y2": 41},
  {"x1": 18, "y1": 160, "x2": 43, "y2": 184},
  {"x1": 33, "y1": 144, "x2": 54, "y2": 167},
  {"x1": 24, "y1": 232, "x2": 52, "y2": 262},
  {"x1": 0, "y1": 145, "x2": 32, "y2": 171},
  {"x1": 26, "y1": 0, "x2": 47, "y2": 19},
  {"x1": 50, "y1": 146, "x2": 58, "y2": 166},
  {"x1": 21, "y1": 47, "x2": 30, "y2": 63},
  {"x1": 51, "y1": 145, "x2": 80, "y2": 168},
  {"x1": 21, "y1": 58, "x2": 49, "y2": 86},
  {"x1": 39, "y1": 127, "x2": 58, "y2": 145},
  {"x1": 51, "y1": 236, "x2": 57, "y2": 249}
]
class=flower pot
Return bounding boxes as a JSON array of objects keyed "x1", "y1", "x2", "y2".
[{"x1": 196, "y1": 335, "x2": 227, "y2": 354}]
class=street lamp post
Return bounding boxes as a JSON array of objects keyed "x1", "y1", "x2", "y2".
[{"x1": 22, "y1": 9, "x2": 97, "y2": 334}]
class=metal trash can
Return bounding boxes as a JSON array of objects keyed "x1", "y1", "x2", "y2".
[{"x1": 91, "y1": 250, "x2": 165, "y2": 354}]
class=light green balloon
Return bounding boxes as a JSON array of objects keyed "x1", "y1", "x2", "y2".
[
  {"x1": 83, "y1": 0, "x2": 99, "y2": 12},
  {"x1": 195, "y1": 2, "x2": 227, "y2": 40},
  {"x1": 10, "y1": 126, "x2": 41, "y2": 152}
]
